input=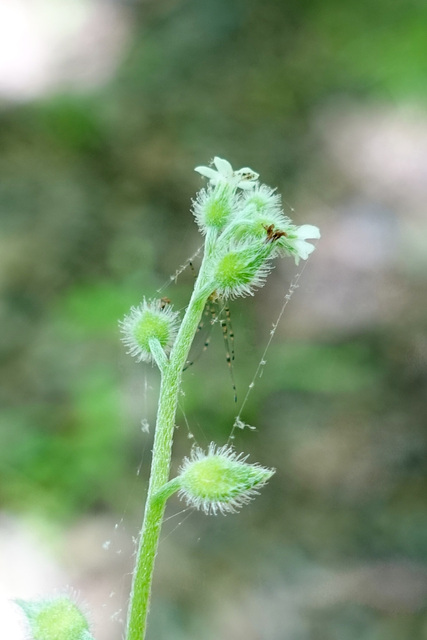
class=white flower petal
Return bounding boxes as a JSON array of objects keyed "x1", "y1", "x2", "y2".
[
  {"x1": 296, "y1": 224, "x2": 321, "y2": 240},
  {"x1": 213, "y1": 156, "x2": 233, "y2": 178},
  {"x1": 294, "y1": 239, "x2": 315, "y2": 260},
  {"x1": 195, "y1": 165, "x2": 219, "y2": 180},
  {"x1": 237, "y1": 179, "x2": 258, "y2": 190}
]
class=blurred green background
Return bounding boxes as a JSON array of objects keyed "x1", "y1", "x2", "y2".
[{"x1": 1, "y1": 0, "x2": 427, "y2": 639}]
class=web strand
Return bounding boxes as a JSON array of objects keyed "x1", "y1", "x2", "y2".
[
  {"x1": 156, "y1": 245, "x2": 203, "y2": 294},
  {"x1": 229, "y1": 257, "x2": 311, "y2": 442}
]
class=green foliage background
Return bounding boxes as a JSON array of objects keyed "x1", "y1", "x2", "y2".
[{"x1": 1, "y1": 0, "x2": 427, "y2": 638}]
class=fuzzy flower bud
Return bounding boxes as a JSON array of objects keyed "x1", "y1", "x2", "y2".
[
  {"x1": 192, "y1": 184, "x2": 239, "y2": 233},
  {"x1": 119, "y1": 298, "x2": 179, "y2": 364},
  {"x1": 242, "y1": 184, "x2": 283, "y2": 218},
  {"x1": 212, "y1": 241, "x2": 273, "y2": 299},
  {"x1": 177, "y1": 443, "x2": 275, "y2": 515},
  {"x1": 231, "y1": 184, "x2": 291, "y2": 242},
  {"x1": 16, "y1": 596, "x2": 94, "y2": 640}
]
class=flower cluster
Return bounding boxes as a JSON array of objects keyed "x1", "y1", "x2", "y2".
[
  {"x1": 194, "y1": 157, "x2": 320, "y2": 298},
  {"x1": 120, "y1": 157, "x2": 320, "y2": 365}
]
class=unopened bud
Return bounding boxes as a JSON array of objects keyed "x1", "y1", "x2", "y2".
[
  {"x1": 213, "y1": 243, "x2": 272, "y2": 299},
  {"x1": 192, "y1": 184, "x2": 238, "y2": 233},
  {"x1": 177, "y1": 443, "x2": 275, "y2": 515},
  {"x1": 16, "y1": 596, "x2": 94, "y2": 640},
  {"x1": 120, "y1": 298, "x2": 179, "y2": 364}
]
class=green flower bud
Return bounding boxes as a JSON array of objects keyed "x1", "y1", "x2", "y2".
[
  {"x1": 242, "y1": 184, "x2": 283, "y2": 217},
  {"x1": 16, "y1": 596, "x2": 94, "y2": 640},
  {"x1": 231, "y1": 184, "x2": 291, "y2": 242},
  {"x1": 213, "y1": 242, "x2": 272, "y2": 299},
  {"x1": 192, "y1": 184, "x2": 239, "y2": 233},
  {"x1": 225, "y1": 184, "x2": 320, "y2": 265},
  {"x1": 120, "y1": 297, "x2": 179, "y2": 364},
  {"x1": 177, "y1": 443, "x2": 275, "y2": 515}
]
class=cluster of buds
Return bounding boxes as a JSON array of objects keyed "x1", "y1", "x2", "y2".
[
  {"x1": 120, "y1": 157, "x2": 320, "y2": 364},
  {"x1": 194, "y1": 157, "x2": 320, "y2": 298},
  {"x1": 119, "y1": 156, "x2": 319, "y2": 517}
]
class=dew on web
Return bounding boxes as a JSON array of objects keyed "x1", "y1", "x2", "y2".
[
  {"x1": 140, "y1": 418, "x2": 150, "y2": 434},
  {"x1": 282, "y1": 197, "x2": 295, "y2": 214},
  {"x1": 258, "y1": 359, "x2": 267, "y2": 378},
  {"x1": 228, "y1": 257, "x2": 312, "y2": 443},
  {"x1": 233, "y1": 417, "x2": 256, "y2": 431},
  {"x1": 157, "y1": 245, "x2": 203, "y2": 293},
  {"x1": 102, "y1": 540, "x2": 111, "y2": 551},
  {"x1": 110, "y1": 609, "x2": 123, "y2": 622},
  {"x1": 178, "y1": 397, "x2": 199, "y2": 444}
]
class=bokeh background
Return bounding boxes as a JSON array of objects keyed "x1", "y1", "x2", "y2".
[{"x1": 1, "y1": 0, "x2": 427, "y2": 639}]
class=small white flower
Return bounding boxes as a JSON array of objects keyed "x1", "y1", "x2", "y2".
[
  {"x1": 272, "y1": 223, "x2": 320, "y2": 264},
  {"x1": 195, "y1": 156, "x2": 259, "y2": 190},
  {"x1": 291, "y1": 224, "x2": 321, "y2": 264}
]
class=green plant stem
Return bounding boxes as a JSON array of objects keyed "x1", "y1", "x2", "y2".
[{"x1": 125, "y1": 248, "x2": 214, "y2": 640}]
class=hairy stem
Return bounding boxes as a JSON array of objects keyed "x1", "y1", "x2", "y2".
[{"x1": 125, "y1": 249, "x2": 214, "y2": 640}]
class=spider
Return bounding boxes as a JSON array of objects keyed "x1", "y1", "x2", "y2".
[{"x1": 184, "y1": 271, "x2": 237, "y2": 402}]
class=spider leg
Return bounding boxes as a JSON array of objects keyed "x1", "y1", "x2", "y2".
[
  {"x1": 219, "y1": 303, "x2": 237, "y2": 403},
  {"x1": 183, "y1": 297, "x2": 213, "y2": 370}
]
